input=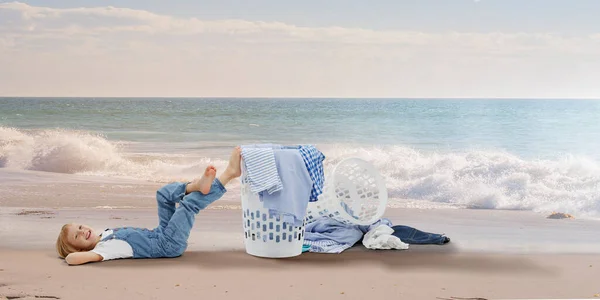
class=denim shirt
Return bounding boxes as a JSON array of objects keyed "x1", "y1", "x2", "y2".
[{"x1": 108, "y1": 227, "x2": 169, "y2": 259}]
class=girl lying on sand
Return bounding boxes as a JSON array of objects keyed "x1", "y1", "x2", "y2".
[{"x1": 55, "y1": 147, "x2": 242, "y2": 265}]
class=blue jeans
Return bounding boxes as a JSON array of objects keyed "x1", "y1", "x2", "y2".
[
  {"x1": 154, "y1": 179, "x2": 226, "y2": 257},
  {"x1": 391, "y1": 225, "x2": 449, "y2": 245}
]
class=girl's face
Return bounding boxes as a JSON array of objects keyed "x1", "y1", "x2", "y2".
[{"x1": 66, "y1": 223, "x2": 100, "y2": 251}]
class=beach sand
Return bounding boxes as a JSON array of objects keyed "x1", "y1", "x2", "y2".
[{"x1": 1, "y1": 169, "x2": 600, "y2": 300}]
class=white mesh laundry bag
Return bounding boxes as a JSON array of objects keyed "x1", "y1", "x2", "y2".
[
  {"x1": 305, "y1": 158, "x2": 388, "y2": 226},
  {"x1": 240, "y1": 165, "x2": 305, "y2": 258}
]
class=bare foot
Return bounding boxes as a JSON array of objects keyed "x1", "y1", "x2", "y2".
[
  {"x1": 218, "y1": 147, "x2": 242, "y2": 186},
  {"x1": 224, "y1": 146, "x2": 242, "y2": 178},
  {"x1": 187, "y1": 165, "x2": 216, "y2": 194}
]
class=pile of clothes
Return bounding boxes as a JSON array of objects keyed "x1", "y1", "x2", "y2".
[
  {"x1": 240, "y1": 144, "x2": 450, "y2": 254},
  {"x1": 302, "y1": 217, "x2": 451, "y2": 253},
  {"x1": 240, "y1": 144, "x2": 326, "y2": 227}
]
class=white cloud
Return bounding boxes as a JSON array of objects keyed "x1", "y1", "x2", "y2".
[
  {"x1": 1, "y1": 2, "x2": 600, "y2": 98},
  {"x1": 1, "y1": 1, "x2": 596, "y2": 50}
]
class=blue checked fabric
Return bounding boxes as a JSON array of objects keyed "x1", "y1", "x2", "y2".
[
  {"x1": 241, "y1": 147, "x2": 283, "y2": 194},
  {"x1": 298, "y1": 145, "x2": 326, "y2": 202}
]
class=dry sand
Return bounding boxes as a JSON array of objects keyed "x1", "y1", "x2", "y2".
[
  {"x1": 1, "y1": 169, "x2": 600, "y2": 300},
  {"x1": 2, "y1": 249, "x2": 599, "y2": 300}
]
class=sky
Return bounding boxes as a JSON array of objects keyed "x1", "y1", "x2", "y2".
[{"x1": 1, "y1": 0, "x2": 600, "y2": 98}]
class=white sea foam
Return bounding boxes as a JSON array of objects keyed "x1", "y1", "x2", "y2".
[
  {"x1": 320, "y1": 144, "x2": 600, "y2": 218},
  {"x1": 2, "y1": 127, "x2": 599, "y2": 217},
  {"x1": 0, "y1": 127, "x2": 228, "y2": 182}
]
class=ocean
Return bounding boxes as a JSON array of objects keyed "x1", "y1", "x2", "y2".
[{"x1": 1, "y1": 97, "x2": 599, "y2": 217}]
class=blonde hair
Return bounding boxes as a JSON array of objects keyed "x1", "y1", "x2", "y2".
[{"x1": 56, "y1": 223, "x2": 77, "y2": 258}]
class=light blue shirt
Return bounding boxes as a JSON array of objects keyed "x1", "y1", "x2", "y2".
[{"x1": 260, "y1": 149, "x2": 313, "y2": 227}]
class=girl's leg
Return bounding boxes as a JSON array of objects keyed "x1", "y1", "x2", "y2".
[
  {"x1": 158, "y1": 178, "x2": 225, "y2": 257},
  {"x1": 158, "y1": 147, "x2": 242, "y2": 257},
  {"x1": 155, "y1": 182, "x2": 188, "y2": 230},
  {"x1": 155, "y1": 165, "x2": 217, "y2": 230}
]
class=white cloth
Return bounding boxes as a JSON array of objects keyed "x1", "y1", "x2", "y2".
[
  {"x1": 90, "y1": 229, "x2": 133, "y2": 261},
  {"x1": 362, "y1": 225, "x2": 409, "y2": 250}
]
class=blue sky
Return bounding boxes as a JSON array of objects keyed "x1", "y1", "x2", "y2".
[
  {"x1": 17, "y1": 0, "x2": 600, "y2": 33},
  {"x1": 1, "y1": 1, "x2": 600, "y2": 98}
]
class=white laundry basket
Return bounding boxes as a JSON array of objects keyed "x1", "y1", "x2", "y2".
[
  {"x1": 305, "y1": 158, "x2": 388, "y2": 226},
  {"x1": 240, "y1": 169, "x2": 305, "y2": 258}
]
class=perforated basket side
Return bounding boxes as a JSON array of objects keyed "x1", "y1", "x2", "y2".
[{"x1": 305, "y1": 158, "x2": 388, "y2": 226}]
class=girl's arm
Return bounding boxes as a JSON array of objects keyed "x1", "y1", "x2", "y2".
[{"x1": 65, "y1": 251, "x2": 103, "y2": 265}]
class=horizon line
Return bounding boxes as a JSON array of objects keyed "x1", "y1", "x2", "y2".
[{"x1": 1, "y1": 96, "x2": 600, "y2": 100}]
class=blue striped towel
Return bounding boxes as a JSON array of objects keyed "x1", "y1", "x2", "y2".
[
  {"x1": 302, "y1": 239, "x2": 353, "y2": 254},
  {"x1": 241, "y1": 147, "x2": 283, "y2": 194}
]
